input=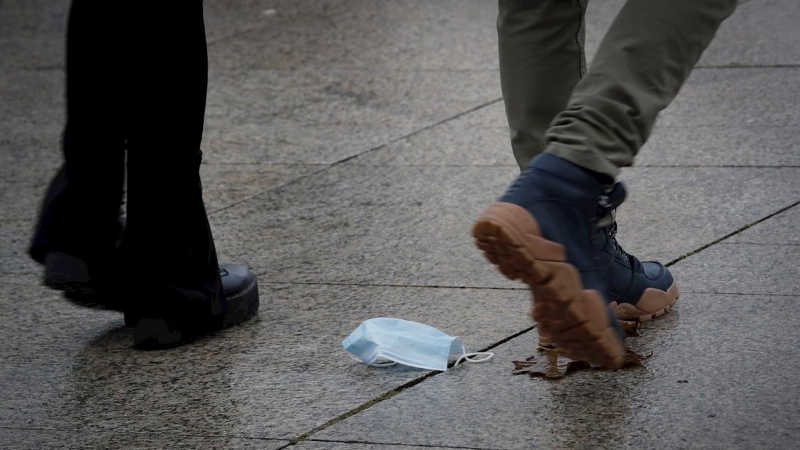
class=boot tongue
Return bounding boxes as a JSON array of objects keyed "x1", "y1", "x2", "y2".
[
  {"x1": 528, "y1": 154, "x2": 613, "y2": 189},
  {"x1": 607, "y1": 221, "x2": 643, "y2": 271},
  {"x1": 597, "y1": 183, "x2": 626, "y2": 218}
]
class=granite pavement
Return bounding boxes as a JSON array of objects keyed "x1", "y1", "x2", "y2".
[{"x1": 1, "y1": 0, "x2": 798, "y2": 449}]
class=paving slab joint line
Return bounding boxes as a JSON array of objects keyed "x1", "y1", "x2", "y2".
[
  {"x1": 332, "y1": 98, "x2": 503, "y2": 167},
  {"x1": 279, "y1": 325, "x2": 537, "y2": 448},
  {"x1": 262, "y1": 280, "x2": 526, "y2": 291},
  {"x1": 206, "y1": 24, "x2": 266, "y2": 46},
  {"x1": 665, "y1": 199, "x2": 800, "y2": 267},
  {"x1": 635, "y1": 165, "x2": 800, "y2": 169},
  {"x1": 206, "y1": 98, "x2": 503, "y2": 216},
  {"x1": 695, "y1": 63, "x2": 800, "y2": 69},
  {"x1": 0, "y1": 426, "x2": 286, "y2": 445},
  {"x1": 673, "y1": 291, "x2": 798, "y2": 297},
  {"x1": 206, "y1": 5, "x2": 356, "y2": 48},
  {"x1": 306, "y1": 438, "x2": 508, "y2": 450}
]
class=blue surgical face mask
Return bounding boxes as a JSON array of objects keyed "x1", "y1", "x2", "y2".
[{"x1": 342, "y1": 317, "x2": 493, "y2": 371}]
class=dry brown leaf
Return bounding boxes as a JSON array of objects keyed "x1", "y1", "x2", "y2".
[
  {"x1": 513, "y1": 348, "x2": 651, "y2": 379},
  {"x1": 620, "y1": 320, "x2": 640, "y2": 337},
  {"x1": 513, "y1": 349, "x2": 589, "y2": 379},
  {"x1": 514, "y1": 321, "x2": 651, "y2": 379}
]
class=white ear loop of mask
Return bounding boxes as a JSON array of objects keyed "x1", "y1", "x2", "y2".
[
  {"x1": 368, "y1": 358, "x2": 397, "y2": 367},
  {"x1": 349, "y1": 347, "x2": 493, "y2": 369},
  {"x1": 349, "y1": 354, "x2": 397, "y2": 367},
  {"x1": 452, "y1": 345, "x2": 494, "y2": 368}
]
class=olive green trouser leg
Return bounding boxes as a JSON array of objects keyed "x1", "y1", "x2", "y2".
[
  {"x1": 499, "y1": 0, "x2": 737, "y2": 178},
  {"x1": 498, "y1": 0, "x2": 587, "y2": 172}
]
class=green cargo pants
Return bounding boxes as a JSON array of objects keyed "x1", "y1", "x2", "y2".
[{"x1": 498, "y1": 0, "x2": 737, "y2": 177}]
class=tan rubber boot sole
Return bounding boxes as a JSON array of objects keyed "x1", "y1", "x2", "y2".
[
  {"x1": 539, "y1": 281, "x2": 680, "y2": 347},
  {"x1": 614, "y1": 282, "x2": 680, "y2": 322},
  {"x1": 473, "y1": 202, "x2": 625, "y2": 369}
]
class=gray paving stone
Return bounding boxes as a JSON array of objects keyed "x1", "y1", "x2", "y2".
[
  {"x1": 207, "y1": 0, "x2": 498, "y2": 72},
  {"x1": 202, "y1": 69, "x2": 500, "y2": 165},
  {"x1": 582, "y1": 0, "x2": 625, "y2": 64},
  {"x1": 0, "y1": 0, "x2": 67, "y2": 72},
  {"x1": 0, "y1": 163, "x2": 57, "y2": 220},
  {"x1": 198, "y1": 0, "x2": 628, "y2": 168},
  {"x1": 203, "y1": 115, "x2": 402, "y2": 166},
  {"x1": 354, "y1": 70, "x2": 800, "y2": 169},
  {"x1": 355, "y1": 105, "x2": 800, "y2": 170},
  {"x1": 200, "y1": 163, "x2": 323, "y2": 212},
  {"x1": 0, "y1": 37, "x2": 64, "y2": 72},
  {"x1": 0, "y1": 0, "x2": 353, "y2": 72},
  {"x1": 0, "y1": 0, "x2": 68, "y2": 39},
  {"x1": 656, "y1": 68, "x2": 800, "y2": 128},
  {"x1": 351, "y1": 100, "x2": 515, "y2": 168},
  {"x1": 0, "y1": 274, "x2": 128, "y2": 364},
  {"x1": 0, "y1": 219, "x2": 41, "y2": 276},
  {"x1": 726, "y1": 204, "x2": 800, "y2": 245},
  {"x1": 0, "y1": 428, "x2": 288, "y2": 450},
  {"x1": 615, "y1": 167, "x2": 800, "y2": 264},
  {"x1": 0, "y1": 280, "x2": 533, "y2": 438},
  {"x1": 209, "y1": 164, "x2": 800, "y2": 288},
  {"x1": 2, "y1": 1, "x2": 798, "y2": 448},
  {"x1": 0, "y1": 163, "x2": 326, "y2": 275},
  {"x1": 699, "y1": 0, "x2": 800, "y2": 67},
  {"x1": 0, "y1": 145, "x2": 322, "y2": 274},
  {"x1": 209, "y1": 164, "x2": 517, "y2": 288},
  {"x1": 669, "y1": 243, "x2": 799, "y2": 296},
  {"x1": 636, "y1": 124, "x2": 800, "y2": 167},
  {"x1": 314, "y1": 293, "x2": 800, "y2": 449},
  {"x1": 579, "y1": 0, "x2": 798, "y2": 69},
  {"x1": 297, "y1": 442, "x2": 479, "y2": 450},
  {"x1": 0, "y1": 123, "x2": 63, "y2": 169},
  {"x1": 0, "y1": 163, "x2": 328, "y2": 275},
  {"x1": 636, "y1": 67, "x2": 800, "y2": 168},
  {"x1": 203, "y1": 0, "x2": 355, "y2": 45},
  {"x1": 1, "y1": 273, "x2": 533, "y2": 364},
  {"x1": 2, "y1": 10, "x2": 503, "y2": 168},
  {"x1": 205, "y1": 0, "x2": 631, "y2": 74},
  {"x1": 0, "y1": 69, "x2": 64, "y2": 125},
  {"x1": 0, "y1": 128, "x2": 321, "y2": 215}
]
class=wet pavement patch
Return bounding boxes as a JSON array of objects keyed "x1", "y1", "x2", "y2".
[{"x1": 512, "y1": 321, "x2": 651, "y2": 379}]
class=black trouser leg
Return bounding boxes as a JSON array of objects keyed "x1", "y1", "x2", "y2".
[
  {"x1": 120, "y1": 1, "x2": 224, "y2": 318},
  {"x1": 31, "y1": 0, "x2": 224, "y2": 319},
  {"x1": 29, "y1": 0, "x2": 126, "y2": 266}
]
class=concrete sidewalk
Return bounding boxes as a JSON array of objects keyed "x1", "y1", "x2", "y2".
[{"x1": 1, "y1": 0, "x2": 799, "y2": 448}]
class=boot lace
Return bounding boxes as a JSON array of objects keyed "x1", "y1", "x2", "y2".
[
  {"x1": 597, "y1": 183, "x2": 626, "y2": 220},
  {"x1": 608, "y1": 222, "x2": 632, "y2": 262}
]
